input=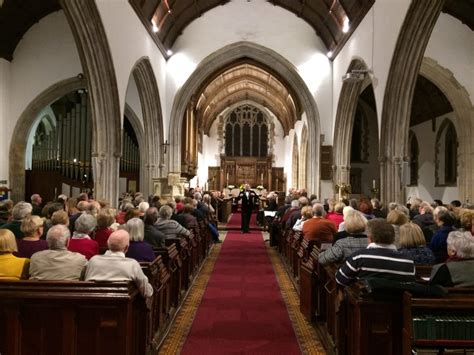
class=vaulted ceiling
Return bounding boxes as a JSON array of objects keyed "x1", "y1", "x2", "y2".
[
  {"x1": 196, "y1": 60, "x2": 300, "y2": 135},
  {"x1": 1, "y1": 1, "x2": 473, "y2": 61}
]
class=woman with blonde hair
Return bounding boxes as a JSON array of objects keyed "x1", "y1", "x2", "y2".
[
  {"x1": 398, "y1": 222, "x2": 435, "y2": 265},
  {"x1": 15, "y1": 215, "x2": 48, "y2": 258},
  {"x1": 387, "y1": 209, "x2": 409, "y2": 247},
  {"x1": 0, "y1": 229, "x2": 30, "y2": 279}
]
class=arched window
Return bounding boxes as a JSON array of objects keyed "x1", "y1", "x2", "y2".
[
  {"x1": 224, "y1": 105, "x2": 269, "y2": 157},
  {"x1": 435, "y1": 119, "x2": 458, "y2": 186},
  {"x1": 408, "y1": 131, "x2": 419, "y2": 186}
]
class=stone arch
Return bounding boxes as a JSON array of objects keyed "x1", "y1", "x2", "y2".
[
  {"x1": 169, "y1": 41, "x2": 321, "y2": 195},
  {"x1": 332, "y1": 58, "x2": 373, "y2": 187},
  {"x1": 299, "y1": 124, "x2": 308, "y2": 190},
  {"x1": 292, "y1": 135, "x2": 299, "y2": 190},
  {"x1": 9, "y1": 77, "x2": 86, "y2": 202},
  {"x1": 60, "y1": 0, "x2": 122, "y2": 205},
  {"x1": 419, "y1": 57, "x2": 473, "y2": 202},
  {"x1": 379, "y1": 0, "x2": 444, "y2": 204},
  {"x1": 130, "y1": 57, "x2": 164, "y2": 197}
]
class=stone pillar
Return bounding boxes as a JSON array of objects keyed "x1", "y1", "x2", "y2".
[{"x1": 91, "y1": 151, "x2": 120, "y2": 204}]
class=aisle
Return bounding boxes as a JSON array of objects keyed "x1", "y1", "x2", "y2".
[{"x1": 181, "y1": 213, "x2": 301, "y2": 354}]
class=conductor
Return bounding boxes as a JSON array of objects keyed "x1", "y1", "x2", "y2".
[{"x1": 236, "y1": 184, "x2": 259, "y2": 233}]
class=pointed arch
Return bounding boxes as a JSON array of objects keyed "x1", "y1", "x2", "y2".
[
  {"x1": 131, "y1": 57, "x2": 164, "y2": 196},
  {"x1": 169, "y1": 41, "x2": 321, "y2": 195},
  {"x1": 299, "y1": 124, "x2": 308, "y2": 190},
  {"x1": 408, "y1": 130, "x2": 419, "y2": 186},
  {"x1": 9, "y1": 76, "x2": 86, "y2": 202},
  {"x1": 435, "y1": 118, "x2": 458, "y2": 187},
  {"x1": 60, "y1": 0, "x2": 122, "y2": 205},
  {"x1": 292, "y1": 135, "x2": 299, "y2": 190},
  {"x1": 332, "y1": 58, "x2": 373, "y2": 186},
  {"x1": 419, "y1": 57, "x2": 473, "y2": 202},
  {"x1": 380, "y1": 0, "x2": 444, "y2": 203}
]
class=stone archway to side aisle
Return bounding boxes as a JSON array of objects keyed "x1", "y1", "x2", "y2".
[
  {"x1": 61, "y1": 0, "x2": 122, "y2": 205},
  {"x1": 379, "y1": 0, "x2": 445, "y2": 204},
  {"x1": 9, "y1": 77, "x2": 85, "y2": 202},
  {"x1": 168, "y1": 41, "x2": 322, "y2": 195},
  {"x1": 332, "y1": 58, "x2": 372, "y2": 188},
  {"x1": 420, "y1": 57, "x2": 474, "y2": 202},
  {"x1": 131, "y1": 57, "x2": 164, "y2": 197}
]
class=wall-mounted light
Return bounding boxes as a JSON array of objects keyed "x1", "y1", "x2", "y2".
[
  {"x1": 151, "y1": 19, "x2": 158, "y2": 33},
  {"x1": 342, "y1": 16, "x2": 350, "y2": 33},
  {"x1": 166, "y1": 49, "x2": 173, "y2": 56},
  {"x1": 327, "y1": 51, "x2": 333, "y2": 58}
]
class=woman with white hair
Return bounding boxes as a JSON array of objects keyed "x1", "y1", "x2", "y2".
[
  {"x1": 0, "y1": 201, "x2": 33, "y2": 238},
  {"x1": 68, "y1": 213, "x2": 99, "y2": 260},
  {"x1": 430, "y1": 231, "x2": 474, "y2": 287},
  {"x1": 124, "y1": 218, "x2": 155, "y2": 262}
]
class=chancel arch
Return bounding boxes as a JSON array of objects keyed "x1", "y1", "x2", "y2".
[{"x1": 169, "y1": 41, "x2": 321, "y2": 195}]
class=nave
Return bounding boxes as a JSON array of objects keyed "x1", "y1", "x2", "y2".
[{"x1": 159, "y1": 213, "x2": 324, "y2": 354}]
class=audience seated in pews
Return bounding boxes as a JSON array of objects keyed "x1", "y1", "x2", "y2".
[
  {"x1": 1, "y1": 201, "x2": 32, "y2": 238},
  {"x1": 371, "y1": 198, "x2": 386, "y2": 218},
  {"x1": 29, "y1": 224, "x2": 87, "y2": 280},
  {"x1": 335, "y1": 219, "x2": 416, "y2": 286},
  {"x1": 0, "y1": 199, "x2": 13, "y2": 225},
  {"x1": 302, "y1": 203, "x2": 337, "y2": 243},
  {"x1": 286, "y1": 197, "x2": 310, "y2": 229},
  {"x1": 292, "y1": 205, "x2": 313, "y2": 232},
  {"x1": 68, "y1": 214, "x2": 99, "y2": 260},
  {"x1": 336, "y1": 206, "x2": 354, "y2": 233},
  {"x1": 387, "y1": 209, "x2": 409, "y2": 247},
  {"x1": 429, "y1": 210, "x2": 456, "y2": 263},
  {"x1": 326, "y1": 201, "x2": 345, "y2": 229},
  {"x1": 125, "y1": 218, "x2": 155, "y2": 262},
  {"x1": 319, "y1": 210, "x2": 368, "y2": 265},
  {"x1": 155, "y1": 205, "x2": 190, "y2": 238},
  {"x1": 397, "y1": 222, "x2": 435, "y2": 265},
  {"x1": 14, "y1": 215, "x2": 48, "y2": 258},
  {"x1": 143, "y1": 207, "x2": 166, "y2": 248},
  {"x1": 93, "y1": 208, "x2": 116, "y2": 249},
  {"x1": 84, "y1": 229, "x2": 153, "y2": 298},
  {"x1": 30, "y1": 193, "x2": 43, "y2": 217},
  {"x1": 430, "y1": 230, "x2": 474, "y2": 287},
  {"x1": 69, "y1": 200, "x2": 89, "y2": 233},
  {"x1": 0, "y1": 229, "x2": 29, "y2": 279},
  {"x1": 412, "y1": 202, "x2": 436, "y2": 242}
]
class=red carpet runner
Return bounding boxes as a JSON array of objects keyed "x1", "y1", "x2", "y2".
[{"x1": 181, "y1": 213, "x2": 301, "y2": 354}]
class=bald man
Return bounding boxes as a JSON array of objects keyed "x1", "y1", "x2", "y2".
[{"x1": 84, "y1": 230, "x2": 153, "y2": 298}]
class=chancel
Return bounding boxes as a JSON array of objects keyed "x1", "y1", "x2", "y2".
[{"x1": 0, "y1": 0, "x2": 473, "y2": 354}]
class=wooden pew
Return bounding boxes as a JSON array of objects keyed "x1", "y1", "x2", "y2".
[
  {"x1": 0, "y1": 281, "x2": 148, "y2": 355},
  {"x1": 154, "y1": 244, "x2": 183, "y2": 307},
  {"x1": 140, "y1": 255, "x2": 171, "y2": 342},
  {"x1": 402, "y1": 288, "x2": 474, "y2": 354}
]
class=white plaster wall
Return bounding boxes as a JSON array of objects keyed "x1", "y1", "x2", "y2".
[
  {"x1": 125, "y1": 75, "x2": 144, "y2": 128},
  {"x1": 332, "y1": 0, "x2": 412, "y2": 141},
  {"x1": 4, "y1": 11, "x2": 81, "y2": 183},
  {"x1": 425, "y1": 13, "x2": 474, "y2": 100},
  {"x1": 406, "y1": 112, "x2": 459, "y2": 203},
  {"x1": 95, "y1": 0, "x2": 167, "y2": 129},
  {"x1": 166, "y1": 0, "x2": 333, "y2": 140},
  {"x1": 0, "y1": 59, "x2": 10, "y2": 182}
]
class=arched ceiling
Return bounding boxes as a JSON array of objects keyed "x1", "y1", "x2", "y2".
[
  {"x1": 196, "y1": 62, "x2": 299, "y2": 135},
  {"x1": 0, "y1": 1, "x2": 472, "y2": 60}
]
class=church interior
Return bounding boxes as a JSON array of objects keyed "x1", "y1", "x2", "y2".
[{"x1": 0, "y1": 0, "x2": 473, "y2": 354}]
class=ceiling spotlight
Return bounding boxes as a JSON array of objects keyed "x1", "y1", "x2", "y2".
[
  {"x1": 151, "y1": 19, "x2": 158, "y2": 33},
  {"x1": 342, "y1": 16, "x2": 350, "y2": 33},
  {"x1": 327, "y1": 51, "x2": 333, "y2": 58},
  {"x1": 166, "y1": 49, "x2": 173, "y2": 56},
  {"x1": 168, "y1": 9, "x2": 172, "y2": 14}
]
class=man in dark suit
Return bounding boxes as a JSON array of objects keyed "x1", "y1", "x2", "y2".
[{"x1": 236, "y1": 184, "x2": 259, "y2": 233}]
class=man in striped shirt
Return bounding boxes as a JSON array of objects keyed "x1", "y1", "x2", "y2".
[{"x1": 336, "y1": 219, "x2": 415, "y2": 286}]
